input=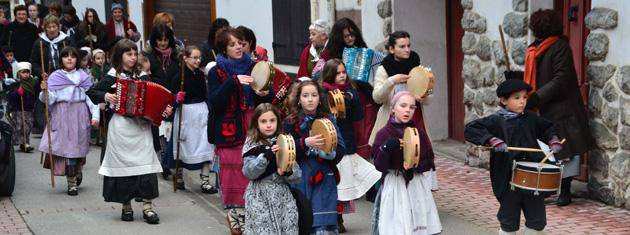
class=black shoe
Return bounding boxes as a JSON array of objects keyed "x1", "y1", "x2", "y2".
[
  {"x1": 121, "y1": 209, "x2": 134, "y2": 221},
  {"x1": 175, "y1": 181, "x2": 185, "y2": 190},
  {"x1": 161, "y1": 170, "x2": 171, "y2": 180},
  {"x1": 24, "y1": 145, "x2": 34, "y2": 153},
  {"x1": 67, "y1": 187, "x2": 78, "y2": 196},
  {"x1": 76, "y1": 172, "x2": 83, "y2": 186},
  {"x1": 134, "y1": 197, "x2": 143, "y2": 202},
  {"x1": 201, "y1": 181, "x2": 218, "y2": 194},
  {"x1": 143, "y1": 209, "x2": 160, "y2": 224},
  {"x1": 556, "y1": 194, "x2": 572, "y2": 206}
]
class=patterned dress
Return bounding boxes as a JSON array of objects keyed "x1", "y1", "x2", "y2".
[{"x1": 242, "y1": 137, "x2": 301, "y2": 234}]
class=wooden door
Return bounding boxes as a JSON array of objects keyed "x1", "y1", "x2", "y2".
[
  {"x1": 446, "y1": 0, "x2": 465, "y2": 141},
  {"x1": 555, "y1": 0, "x2": 591, "y2": 181},
  {"x1": 272, "y1": 0, "x2": 310, "y2": 65},
  {"x1": 149, "y1": 0, "x2": 214, "y2": 47}
]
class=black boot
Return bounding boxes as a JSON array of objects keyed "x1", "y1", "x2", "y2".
[
  {"x1": 557, "y1": 177, "x2": 573, "y2": 206},
  {"x1": 337, "y1": 214, "x2": 346, "y2": 233}
]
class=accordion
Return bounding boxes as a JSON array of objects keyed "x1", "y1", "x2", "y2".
[
  {"x1": 342, "y1": 47, "x2": 385, "y2": 86},
  {"x1": 114, "y1": 79, "x2": 174, "y2": 126}
]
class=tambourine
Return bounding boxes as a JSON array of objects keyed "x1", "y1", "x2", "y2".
[
  {"x1": 407, "y1": 66, "x2": 435, "y2": 98},
  {"x1": 328, "y1": 89, "x2": 346, "y2": 119},
  {"x1": 276, "y1": 134, "x2": 296, "y2": 173},
  {"x1": 250, "y1": 61, "x2": 275, "y2": 92},
  {"x1": 311, "y1": 118, "x2": 338, "y2": 153},
  {"x1": 401, "y1": 127, "x2": 421, "y2": 168}
]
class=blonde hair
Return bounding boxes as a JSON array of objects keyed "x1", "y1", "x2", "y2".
[
  {"x1": 152, "y1": 12, "x2": 174, "y2": 27},
  {"x1": 42, "y1": 14, "x2": 60, "y2": 28}
]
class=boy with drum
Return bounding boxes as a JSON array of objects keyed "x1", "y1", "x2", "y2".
[{"x1": 464, "y1": 79, "x2": 562, "y2": 235}]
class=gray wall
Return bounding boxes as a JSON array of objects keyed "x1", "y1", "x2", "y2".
[{"x1": 393, "y1": 0, "x2": 449, "y2": 140}]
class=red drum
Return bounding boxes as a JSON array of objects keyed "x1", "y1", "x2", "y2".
[{"x1": 114, "y1": 79, "x2": 174, "y2": 126}]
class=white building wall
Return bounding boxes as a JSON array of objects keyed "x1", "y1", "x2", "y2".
[
  {"x1": 591, "y1": 0, "x2": 630, "y2": 66},
  {"x1": 361, "y1": 0, "x2": 384, "y2": 48},
  {"x1": 215, "y1": 0, "x2": 275, "y2": 62},
  {"x1": 393, "y1": 0, "x2": 448, "y2": 140}
]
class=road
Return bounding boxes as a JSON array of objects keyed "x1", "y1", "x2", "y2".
[{"x1": 11, "y1": 136, "x2": 492, "y2": 235}]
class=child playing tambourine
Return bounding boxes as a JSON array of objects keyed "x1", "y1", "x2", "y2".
[
  {"x1": 242, "y1": 103, "x2": 301, "y2": 234},
  {"x1": 321, "y1": 58, "x2": 381, "y2": 232},
  {"x1": 465, "y1": 79, "x2": 562, "y2": 234},
  {"x1": 283, "y1": 79, "x2": 346, "y2": 234},
  {"x1": 371, "y1": 91, "x2": 441, "y2": 235}
]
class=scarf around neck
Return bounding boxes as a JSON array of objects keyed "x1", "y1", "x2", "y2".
[
  {"x1": 523, "y1": 36, "x2": 559, "y2": 93},
  {"x1": 381, "y1": 50, "x2": 421, "y2": 77},
  {"x1": 19, "y1": 76, "x2": 37, "y2": 95},
  {"x1": 154, "y1": 46, "x2": 173, "y2": 69},
  {"x1": 496, "y1": 107, "x2": 523, "y2": 120},
  {"x1": 216, "y1": 53, "x2": 253, "y2": 77},
  {"x1": 322, "y1": 80, "x2": 350, "y2": 92},
  {"x1": 47, "y1": 69, "x2": 92, "y2": 91}
]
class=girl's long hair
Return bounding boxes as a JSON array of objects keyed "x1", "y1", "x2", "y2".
[
  {"x1": 110, "y1": 39, "x2": 140, "y2": 76},
  {"x1": 248, "y1": 103, "x2": 283, "y2": 145},
  {"x1": 286, "y1": 80, "x2": 329, "y2": 126}
]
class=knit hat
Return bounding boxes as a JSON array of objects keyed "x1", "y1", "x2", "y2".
[
  {"x1": 16, "y1": 62, "x2": 32, "y2": 73},
  {"x1": 496, "y1": 78, "x2": 532, "y2": 98},
  {"x1": 111, "y1": 3, "x2": 124, "y2": 12},
  {"x1": 390, "y1": 91, "x2": 414, "y2": 110},
  {"x1": 92, "y1": 49, "x2": 105, "y2": 59}
]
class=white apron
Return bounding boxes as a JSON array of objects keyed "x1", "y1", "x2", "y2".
[{"x1": 336, "y1": 153, "x2": 381, "y2": 201}]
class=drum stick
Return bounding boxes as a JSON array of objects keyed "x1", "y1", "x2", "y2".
[
  {"x1": 174, "y1": 40, "x2": 187, "y2": 192},
  {"x1": 539, "y1": 139, "x2": 566, "y2": 164},
  {"x1": 482, "y1": 146, "x2": 543, "y2": 153},
  {"x1": 41, "y1": 41, "x2": 55, "y2": 188},
  {"x1": 498, "y1": 25, "x2": 511, "y2": 71}
]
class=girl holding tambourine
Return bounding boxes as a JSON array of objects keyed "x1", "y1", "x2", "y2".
[
  {"x1": 283, "y1": 80, "x2": 346, "y2": 234},
  {"x1": 371, "y1": 91, "x2": 441, "y2": 235},
  {"x1": 242, "y1": 103, "x2": 301, "y2": 234},
  {"x1": 321, "y1": 59, "x2": 381, "y2": 232}
]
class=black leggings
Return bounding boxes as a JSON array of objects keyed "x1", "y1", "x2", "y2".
[{"x1": 497, "y1": 190, "x2": 546, "y2": 232}]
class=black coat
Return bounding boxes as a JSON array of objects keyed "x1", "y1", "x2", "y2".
[
  {"x1": 1, "y1": 21, "x2": 38, "y2": 62},
  {"x1": 322, "y1": 87, "x2": 364, "y2": 154},
  {"x1": 145, "y1": 48, "x2": 180, "y2": 89},
  {"x1": 29, "y1": 36, "x2": 72, "y2": 77},
  {"x1": 465, "y1": 110, "x2": 557, "y2": 199},
  {"x1": 74, "y1": 23, "x2": 109, "y2": 51},
  {"x1": 528, "y1": 37, "x2": 595, "y2": 159}
]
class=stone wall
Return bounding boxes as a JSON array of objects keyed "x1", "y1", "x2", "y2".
[
  {"x1": 583, "y1": 5, "x2": 629, "y2": 210},
  {"x1": 462, "y1": 0, "x2": 529, "y2": 168}
]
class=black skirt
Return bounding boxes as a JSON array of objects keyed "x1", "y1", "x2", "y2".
[{"x1": 102, "y1": 173, "x2": 159, "y2": 203}]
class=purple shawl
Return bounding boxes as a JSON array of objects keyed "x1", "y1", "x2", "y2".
[
  {"x1": 47, "y1": 69, "x2": 93, "y2": 91},
  {"x1": 372, "y1": 116, "x2": 435, "y2": 175}
]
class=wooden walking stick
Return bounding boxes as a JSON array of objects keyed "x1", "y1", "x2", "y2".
[
  {"x1": 498, "y1": 25, "x2": 511, "y2": 71},
  {"x1": 19, "y1": 88, "x2": 28, "y2": 151},
  {"x1": 40, "y1": 40, "x2": 55, "y2": 188},
  {"x1": 174, "y1": 41, "x2": 187, "y2": 192}
]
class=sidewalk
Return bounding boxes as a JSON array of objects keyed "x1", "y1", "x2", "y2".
[
  {"x1": 0, "y1": 197, "x2": 31, "y2": 235},
  {"x1": 433, "y1": 154, "x2": 630, "y2": 234}
]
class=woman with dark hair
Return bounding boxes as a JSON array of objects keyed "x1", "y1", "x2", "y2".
[
  {"x1": 144, "y1": 24, "x2": 180, "y2": 179},
  {"x1": 59, "y1": 6, "x2": 79, "y2": 36},
  {"x1": 201, "y1": 18, "x2": 229, "y2": 66},
  {"x1": 524, "y1": 9, "x2": 594, "y2": 207},
  {"x1": 146, "y1": 24, "x2": 179, "y2": 88},
  {"x1": 324, "y1": 17, "x2": 367, "y2": 60},
  {"x1": 206, "y1": 27, "x2": 270, "y2": 234},
  {"x1": 27, "y1": 4, "x2": 43, "y2": 32},
  {"x1": 74, "y1": 8, "x2": 108, "y2": 51},
  {"x1": 237, "y1": 25, "x2": 268, "y2": 62}
]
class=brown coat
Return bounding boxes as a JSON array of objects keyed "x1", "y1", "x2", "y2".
[{"x1": 529, "y1": 37, "x2": 595, "y2": 159}]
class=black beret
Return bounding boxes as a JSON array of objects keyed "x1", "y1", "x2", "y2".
[{"x1": 496, "y1": 78, "x2": 532, "y2": 98}]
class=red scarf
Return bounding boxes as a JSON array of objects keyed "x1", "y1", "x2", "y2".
[
  {"x1": 322, "y1": 80, "x2": 350, "y2": 92},
  {"x1": 523, "y1": 36, "x2": 559, "y2": 93}
]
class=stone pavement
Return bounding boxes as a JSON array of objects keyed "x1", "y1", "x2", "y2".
[
  {"x1": 433, "y1": 154, "x2": 630, "y2": 234},
  {"x1": 0, "y1": 197, "x2": 31, "y2": 235}
]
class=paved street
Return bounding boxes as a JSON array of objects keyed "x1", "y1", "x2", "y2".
[{"x1": 3, "y1": 137, "x2": 493, "y2": 235}]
